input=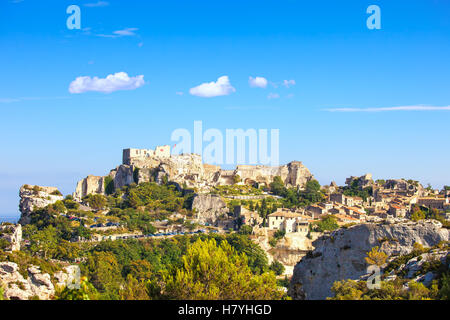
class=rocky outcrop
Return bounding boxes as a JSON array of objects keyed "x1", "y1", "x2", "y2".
[
  {"x1": 0, "y1": 223, "x2": 22, "y2": 251},
  {"x1": 19, "y1": 185, "x2": 63, "y2": 225},
  {"x1": 0, "y1": 262, "x2": 54, "y2": 300},
  {"x1": 345, "y1": 173, "x2": 374, "y2": 189},
  {"x1": 289, "y1": 220, "x2": 449, "y2": 300},
  {"x1": 0, "y1": 262, "x2": 80, "y2": 300},
  {"x1": 253, "y1": 230, "x2": 320, "y2": 275},
  {"x1": 73, "y1": 175, "x2": 105, "y2": 201},
  {"x1": 72, "y1": 149, "x2": 316, "y2": 200},
  {"x1": 234, "y1": 161, "x2": 314, "y2": 188},
  {"x1": 191, "y1": 194, "x2": 229, "y2": 224},
  {"x1": 379, "y1": 250, "x2": 449, "y2": 288},
  {"x1": 382, "y1": 179, "x2": 425, "y2": 196}
]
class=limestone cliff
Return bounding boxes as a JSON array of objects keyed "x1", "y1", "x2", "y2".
[
  {"x1": 288, "y1": 220, "x2": 449, "y2": 300},
  {"x1": 71, "y1": 149, "x2": 316, "y2": 200},
  {"x1": 0, "y1": 262, "x2": 77, "y2": 300},
  {"x1": 253, "y1": 230, "x2": 319, "y2": 275},
  {"x1": 191, "y1": 194, "x2": 229, "y2": 224},
  {"x1": 73, "y1": 175, "x2": 105, "y2": 201},
  {"x1": 19, "y1": 185, "x2": 63, "y2": 225},
  {"x1": 234, "y1": 161, "x2": 314, "y2": 187},
  {"x1": 0, "y1": 223, "x2": 22, "y2": 252}
]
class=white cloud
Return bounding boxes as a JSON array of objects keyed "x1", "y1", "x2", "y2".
[
  {"x1": 283, "y1": 80, "x2": 296, "y2": 88},
  {"x1": 69, "y1": 72, "x2": 145, "y2": 94},
  {"x1": 97, "y1": 28, "x2": 139, "y2": 38},
  {"x1": 189, "y1": 76, "x2": 236, "y2": 98},
  {"x1": 84, "y1": 1, "x2": 109, "y2": 7},
  {"x1": 325, "y1": 105, "x2": 450, "y2": 112},
  {"x1": 249, "y1": 76, "x2": 268, "y2": 88},
  {"x1": 113, "y1": 28, "x2": 138, "y2": 36},
  {"x1": 267, "y1": 93, "x2": 280, "y2": 100}
]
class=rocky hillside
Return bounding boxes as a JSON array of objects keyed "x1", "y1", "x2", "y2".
[
  {"x1": 72, "y1": 150, "x2": 315, "y2": 200},
  {"x1": 288, "y1": 219, "x2": 449, "y2": 300},
  {"x1": 0, "y1": 262, "x2": 77, "y2": 300},
  {"x1": 19, "y1": 185, "x2": 63, "y2": 225},
  {"x1": 0, "y1": 224, "x2": 22, "y2": 252}
]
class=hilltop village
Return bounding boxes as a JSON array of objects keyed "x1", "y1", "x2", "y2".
[{"x1": 1, "y1": 145, "x2": 449, "y2": 300}]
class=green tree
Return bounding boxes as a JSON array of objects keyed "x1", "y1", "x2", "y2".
[
  {"x1": 84, "y1": 194, "x2": 107, "y2": 211},
  {"x1": 29, "y1": 225, "x2": 59, "y2": 259},
  {"x1": 163, "y1": 238, "x2": 285, "y2": 300},
  {"x1": 270, "y1": 176, "x2": 286, "y2": 196},
  {"x1": 365, "y1": 246, "x2": 388, "y2": 267},
  {"x1": 104, "y1": 176, "x2": 115, "y2": 195},
  {"x1": 84, "y1": 251, "x2": 123, "y2": 299},
  {"x1": 57, "y1": 277, "x2": 99, "y2": 300},
  {"x1": 269, "y1": 260, "x2": 285, "y2": 276},
  {"x1": 411, "y1": 208, "x2": 426, "y2": 222},
  {"x1": 119, "y1": 274, "x2": 150, "y2": 300},
  {"x1": 314, "y1": 215, "x2": 339, "y2": 232},
  {"x1": 239, "y1": 225, "x2": 253, "y2": 235}
]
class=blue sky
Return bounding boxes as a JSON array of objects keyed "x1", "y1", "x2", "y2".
[{"x1": 1, "y1": 0, "x2": 449, "y2": 219}]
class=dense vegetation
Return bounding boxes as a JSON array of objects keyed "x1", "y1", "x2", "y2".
[
  {"x1": 270, "y1": 177, "x2": 325, "y2": 207},
  {"x1": 2, "y1": 180, "x2": 287, "y2": 300}
]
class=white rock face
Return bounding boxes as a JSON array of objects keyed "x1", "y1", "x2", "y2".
[
  {"x1": 235, "y1": 161, "x2": 314, "y2": 188},
  {"x1": 0, "y1": 223, "x2": 22, "y2": 251},
  {"x1": 73, "y1": 175, "x2": 105, "y2": 201},
  {"x1": 253, "y1": 231, "x2": 318, "y2": 275},
  {"x1": 19, "y1": 185, "x2": 63, "y2": 225},
  {"x1": 289, "y1": 220, "x2": 449, "y2": 300},
  {"x1": 191, "y1": 194, "x2": 228, "y2": 224},
  {"x1": 0, "y1": 262, "x2": 55, "y2": 300}
]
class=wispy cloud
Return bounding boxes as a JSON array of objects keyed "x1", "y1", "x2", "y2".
[
  {"x1": 325, "y1": 105, "x2": 450, "y2": 112},
  {"x1": 189, "y1": 76, "x2": 236, "y2": 98},
  {"x1": 84, "y1": 1, "x2": 109, "y2": 7},
  {"x1": 0, "y1": 96, "x2": 69, "y2": 104},
  {"x1": 282, "y1": 79, "x2": 296, "y2": 88},
  {"x1": 267, "y1": 93, "x2": 280, "y2": 100},
  {"x1": 69, "y1": 72, "x2": 145, "y2": 94},
  {"x1": 97, "y1": 28, "x2": 139, "y2": 38}
]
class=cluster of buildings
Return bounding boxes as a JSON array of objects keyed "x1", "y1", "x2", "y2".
[{"x1": 233, "y1": 174, "x2": 450, "y2": 236}]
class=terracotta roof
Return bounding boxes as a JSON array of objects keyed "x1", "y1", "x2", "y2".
[{"x1": 268, "y1": 211, "x2": 303, "y2": 219}]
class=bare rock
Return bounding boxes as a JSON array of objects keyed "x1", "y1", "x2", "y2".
[
  {"x1": 73, "y1": 175, "x2": 105, "y2": 201},
  {"x1": 19, "y1": 185, "x2": 63, "y2": 225},
  {"x1": 0, "y1": 223, "x2": 22, "y2": 251},
  {"x1": 191, "y1": 194, "x2": 228, "y2": 224},
  {"x1": 289, "y1": 220, "x2": 449, "y2": 300}
]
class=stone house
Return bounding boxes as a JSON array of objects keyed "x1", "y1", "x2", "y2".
[
  {"x1": 268, "y1": 209, "x2": 310, "y2": 234},
  {"x1": 417, "y1": 197, "x2": 449, "y2": 211}
]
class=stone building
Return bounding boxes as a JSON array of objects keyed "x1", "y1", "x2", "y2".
[
  {"x1": 123, "y1": 145, "x2": 171, "y2": 165},
  {"x1": 417, "y1": 197, "x2": 449, "y2": 211},
  {"x1": 268, "y1": 209, "x2": 310, "y2": 234}
]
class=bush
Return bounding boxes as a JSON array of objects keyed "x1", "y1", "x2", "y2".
[
  {"x1": 269, "y1": 260, "x2": 285, "y2": 276},
  {"x1": 314, "y1": 215, "x2": 339, "y2": 232},
  {"x1": 239, "y1": 225, "x2": 253, "y2": 235}
]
